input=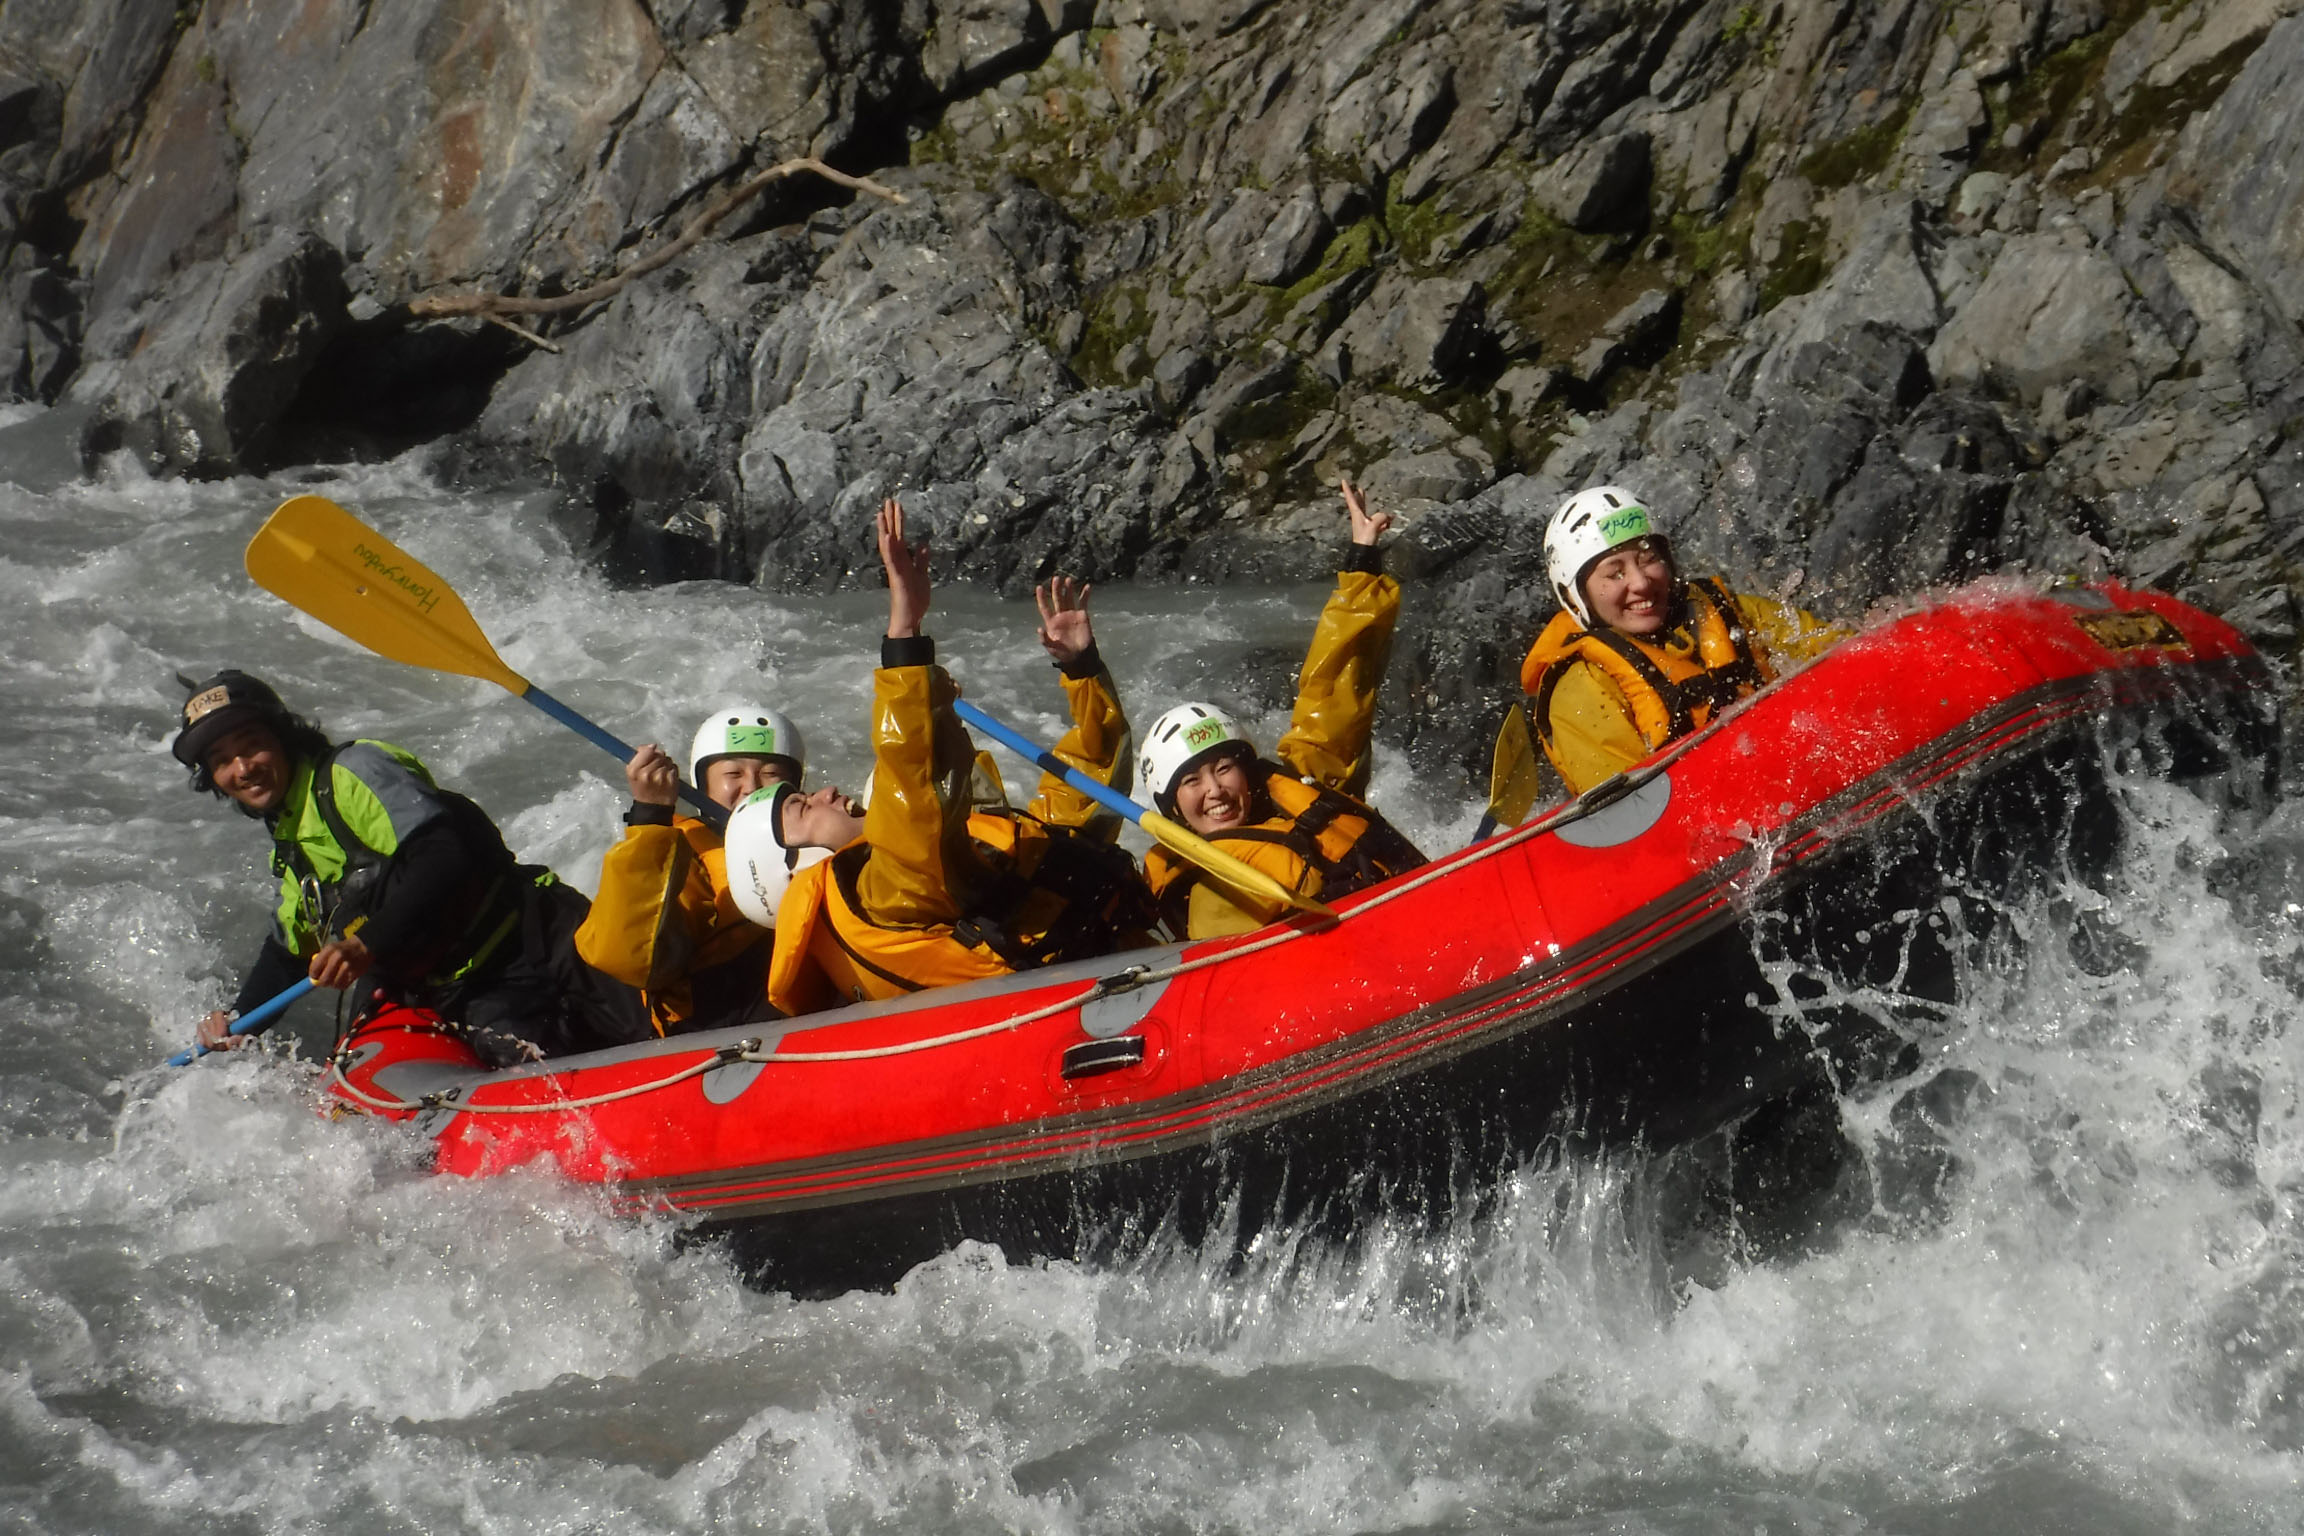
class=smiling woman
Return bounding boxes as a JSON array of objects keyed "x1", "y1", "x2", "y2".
[
  {"x1": 1133, "y1": 478, "x2": 1428, "y2": 940},
  {"x1": 1523, "y1": 483, "x2": 1845, "y2": 795}
]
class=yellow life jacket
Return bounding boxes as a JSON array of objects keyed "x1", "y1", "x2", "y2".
[
  {"x1": 768, "y1": 811, "x2": 1156, "y2": 1014},
  {"x1": 1521, "y1": 577, "x2": 1776, "y2": 756},
  {"x1": 1143, "y1": 768, "x2": 1427, "y2": 930}
]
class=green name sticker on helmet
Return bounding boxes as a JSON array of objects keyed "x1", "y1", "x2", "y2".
[
  {"x1": 739, "y1": 784, "x2": 786, "y2": 811},
  {"x1": 724, "y1": 725, "x2": 777, "y2": 755},
  {"x1": 1183, "y1": 717, "x2": 1231, "y2": 751},
  {"x1": 1596, "y1": 505, "x2": 1652, "y2": 545}
]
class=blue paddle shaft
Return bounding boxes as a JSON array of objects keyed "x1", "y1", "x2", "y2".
[
  {"x1": 168, "y1": 977, "x2": 320, "y2": 1066},
  {"x1": 952, "y1": 700, "x2": 1142, "y2": 824},
  {"x1": 522, "y1": 684, "x2": 727, "y2": 831}
]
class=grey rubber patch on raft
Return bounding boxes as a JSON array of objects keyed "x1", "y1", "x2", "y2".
[
  {"x1": 1552, "y1": 773, "x2": 1673, "y2": 848},
  {"x1": 1083, "y1": 976, "x2": 1170, "y2": 1039},
  {"x1": 703, "y1": 1059, "x2": 766, "y2": 1104}
]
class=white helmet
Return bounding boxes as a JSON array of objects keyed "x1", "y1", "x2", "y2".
[
  {"x1": 1137, "y1": 702, "x2": 1255, "y2": 813},
  {"x1": 689, "y1": 704, "x2": 805, "y2": 786},
  {"x1": 722, "y1": 782, "x2": 831, "y2": 927},
  {"x1": 1543, "y1": 485, "x2": 1669, "y2": 626}
]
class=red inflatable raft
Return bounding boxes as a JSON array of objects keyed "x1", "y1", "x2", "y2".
[{"x1": 331, "y1": 579, "x2": 2273, "y2": 1293}]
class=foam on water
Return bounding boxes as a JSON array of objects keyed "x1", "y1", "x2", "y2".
[{"x1": 0, "y1": 416, "x2": 2297, "y2": 1531}]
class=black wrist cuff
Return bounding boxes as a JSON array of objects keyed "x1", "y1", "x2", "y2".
[
  {"x1": 1342, "y1": 543, "x2": 1385, "y2": 575},
  {"x1": 623, "y1": 802, "x2": 676, "y2": 827},
  {"x1": 882, "y1": 634, "x2": 935, "y2": 668},
  {"x1": 1056, "y1": 640, "x2": 1104, "y2": 680}
]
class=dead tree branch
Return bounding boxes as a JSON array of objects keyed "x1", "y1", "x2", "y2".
[{"x1": 407, "y1": 156, "x2": 907, "y2": 324}]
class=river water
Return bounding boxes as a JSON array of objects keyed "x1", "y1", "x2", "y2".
[{"x1": 1, "y1": 405, "x2": 2300, "y2": 1532}]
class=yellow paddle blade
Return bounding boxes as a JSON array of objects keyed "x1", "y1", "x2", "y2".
[
  {"x1": 1141, "y1": 809, "x2": 1336, "y2": 924},
  {"x1": 245, "y1": 495, "x2": 530, "y2": 695},
  {"x1": 1486, "y1": 703, "x2": 1542, "y2": 830}
]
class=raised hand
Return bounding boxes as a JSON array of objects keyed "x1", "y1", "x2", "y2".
[
  {"x1": 625, "y1": 744, "x2": 679, "y2": 807},
  {"x1": 1034, "y1": 576, "x2": 1096, "y2": 667},
  {"x1": 877, "y1": 497, "x2": 932, "y2": 639},
  {"x1": 1341, "y1": 476, "x2": 1391, "y2": 547}
]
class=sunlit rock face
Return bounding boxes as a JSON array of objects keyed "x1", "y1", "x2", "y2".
[{"x1": 8, "y1": 0, "x2": 2304, "y2": 776}]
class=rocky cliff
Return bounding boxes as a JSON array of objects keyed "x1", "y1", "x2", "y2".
[{"x1": 6, "y1": 0, "x2": 2303, "y2": 777}]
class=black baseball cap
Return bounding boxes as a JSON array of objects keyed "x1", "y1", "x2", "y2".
[{"x1": 171, "y1": 670, "x2": 290, "y2": 768}]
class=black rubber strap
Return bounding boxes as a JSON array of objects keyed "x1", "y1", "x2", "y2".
[{"x1": 881, "y1": 634, "x2": 935, "y2": 668}]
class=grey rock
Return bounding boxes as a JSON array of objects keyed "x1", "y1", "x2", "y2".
[
  {"x1": 2161, "y1": 241, "x2": 2302, "y2": 391},
  {"x1": 1198, "y1": 344, "x2": 1298, "y2": 440},
  {"x1": 1152, "y1": 346, "x2": 1215, "y2": 414},
  {"x1": 1767, "y1": 198, "x2": 1943, "y2": 358},
  {"x1": 77, "y1": 231, "x2": 347, "y2": 477},
  {"x1": 1654, "y1": 86, "x2": 1759, "y2": 216},
  {"x1": 1993, "y1": 175, "x2": 2042, "y2": 233},
  {"x1": 18, "y1": 0, "x2": 2304, "y2": 764},
  {"x1": 922, "y1": 0, "x2": 1051, "y2": 95},
  {"x1": 1952, "y1": 172, "x2": 2010, "y2": 228},
  {"x1": 1929, "y1": 227, "x2": 2181, "y2": 408},
  {"x1": 1493, "y1": 363, "x2": 1567, "y2": 417},
  {"x1": 0, "y1": 0, "x2": 179, "y2": 186},
  {"x1": 1097, "y1": 24, "x2": 1161, "y2": 105},
  {"x1": 1150, "y1": 0, "x2": 1278, "y2": 35},
  {"x1": 1531, "y1": 131, "x2": 1652, "y2": 232},
  {"x1": 1320, "y1": 43, "x2": 1454, "y2": 176},
  {"x1": 1574, "y1": 288, "x2": 1680, "y2": 385},
  {"x1": 1361, "y1": 445, "x2": 1493, "y2": 505},
  {"x1": 1897, "y1": 68, "x2": 1989, "y2": 206},
  {"x1": 2045, "y1": 0, "x2": 2109, "y2": 52},
  {"x1": 1242, "y1": 186, "x2": 1330, "y2": 288},
  {"x1": 1328, "y1": 273, "x2": 1490, "y2": 391},
  {"x1": 2173, "y1": 14, "x2": 2304, "y2": 328},
  {"x1": 1531, "y1": 25, "x2": 1645, "y2": 156},
  {"x1": 0, "y1": 249, "x2": 80, "y2": 401}
]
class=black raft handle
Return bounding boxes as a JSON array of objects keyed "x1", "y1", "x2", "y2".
[{"x1": 1061, "y1": 1036, "x2": 1147, "y2": 1080}]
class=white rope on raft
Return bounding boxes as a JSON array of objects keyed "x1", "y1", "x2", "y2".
[{"x1": 332, "y1": 753, "x2": 1689, "y2": 1118}]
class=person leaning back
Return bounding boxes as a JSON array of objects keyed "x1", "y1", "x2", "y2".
[{"x1": 736, "y1": 499, "x2": 1155, "y2": 1017}]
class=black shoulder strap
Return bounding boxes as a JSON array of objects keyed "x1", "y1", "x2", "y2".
[
  {"x1": 958, "y1": 814, "x2": 1154, "y2": 971},
  {"x1": 308, "y1": 745, "x2": 388, "y2": 870},
  {"x1": 271, "y1": 746, "x2": 350, "y2": 883},
  {"x1": 1531, "y1": 658, "x2": 1571, "y2": 748}
]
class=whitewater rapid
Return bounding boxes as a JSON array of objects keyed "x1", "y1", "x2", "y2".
[{"x1": 1, "y1": 411, "x2": 2299, "y2": 1533}]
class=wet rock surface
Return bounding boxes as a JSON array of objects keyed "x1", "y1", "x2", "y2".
[{"x1": 6, "y1": 0, "x2": 2304, "y2": 783}]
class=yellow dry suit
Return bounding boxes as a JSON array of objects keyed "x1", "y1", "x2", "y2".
[
  {"x1": 576, "y1": 811, "x2": 770, "y2": 1035},
  {"x1": 1521, "y1": 576, "x2": 1841, "y2": 794},
  {"x1": 1143, "y1": 558, "x2": 1428, "y2": 939},
  {"x1": 766, "y1": 645, "x2": 1154, "y2": 1017}
]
